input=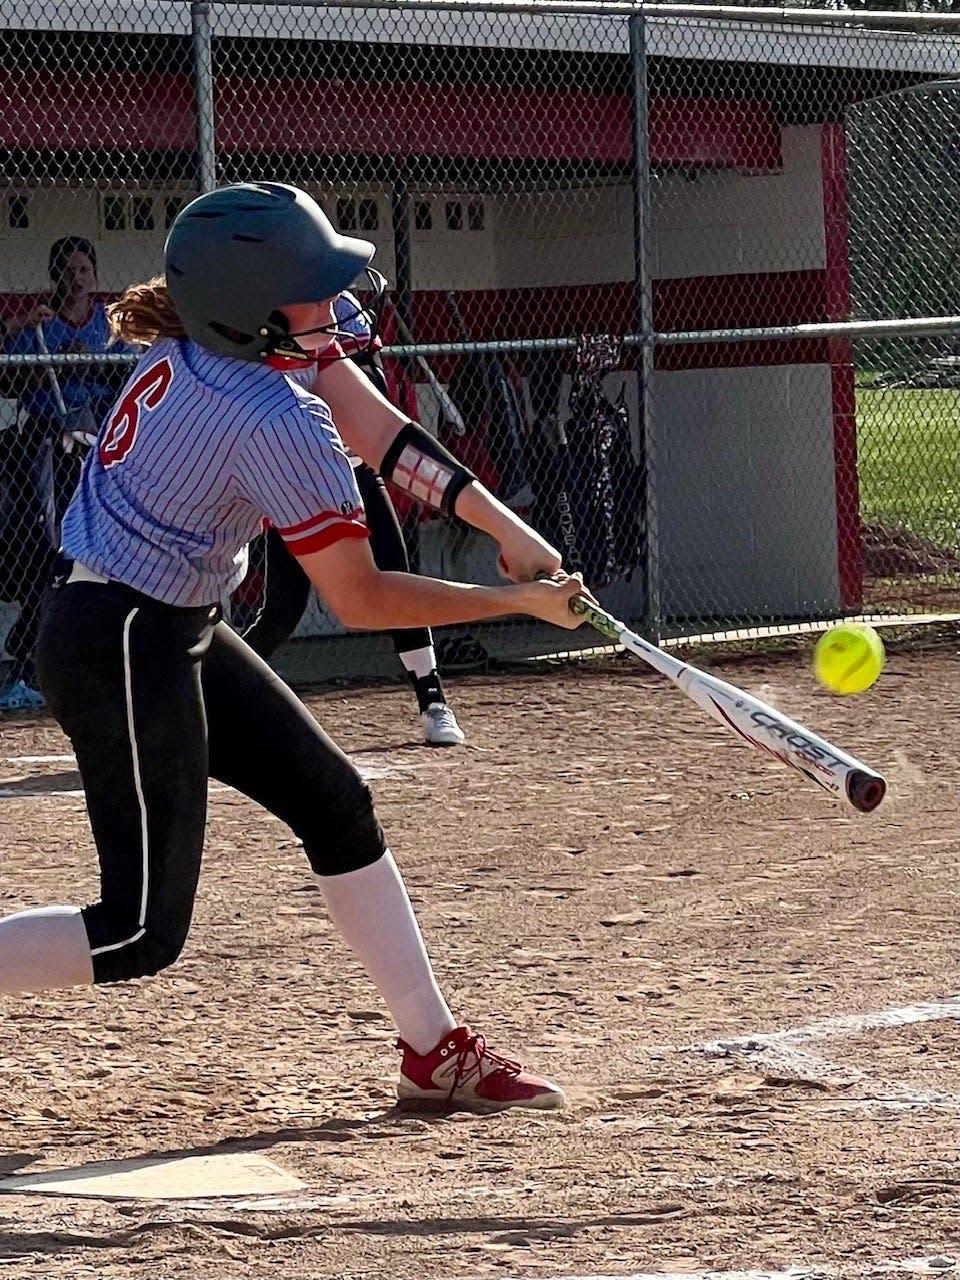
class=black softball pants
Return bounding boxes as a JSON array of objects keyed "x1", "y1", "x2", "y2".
[
  {"x1": 241, "y1": 464, "x2": 433, "y2": 662},
  {"x1": 36, "y1": 572, "x2": 386, "y2": 985}
]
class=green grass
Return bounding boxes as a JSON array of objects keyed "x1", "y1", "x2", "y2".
[{"x1": 856, "y1": 387, "x2": 959, "y2": 547}]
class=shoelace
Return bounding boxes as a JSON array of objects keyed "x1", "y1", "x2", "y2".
[{"x1": 449, "y1": 1033, "x2": 522, "y2": 1100}]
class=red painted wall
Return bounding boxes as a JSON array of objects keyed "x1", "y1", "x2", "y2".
[
  {"x1": 821, "y1": 122, "x2": 862, "y2": 611},
  {"x1": 0, "y1": 70, "x2": 780, "y2": 169}
]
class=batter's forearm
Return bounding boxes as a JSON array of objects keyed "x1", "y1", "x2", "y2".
[
  {"x1": 317, "y1": 357, "x2": 560, "y2": 577},
  {"x1": 330, "y1": 572, "x2": 532, "y2": 632},
  {"x1": 454, "y1": 482, "x2": 525, "y2": 542},
  {"x1": 298, "y1": 537, "x2": 581, "y2": 631}
]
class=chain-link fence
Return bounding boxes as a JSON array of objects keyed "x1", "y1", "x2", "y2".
[{"x1": 1, "y1": 1, "x2": 958, "y2": 694}]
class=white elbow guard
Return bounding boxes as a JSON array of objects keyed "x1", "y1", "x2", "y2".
[{"x1": 380, "y1": 422, "x2": 476, "y2": 517}]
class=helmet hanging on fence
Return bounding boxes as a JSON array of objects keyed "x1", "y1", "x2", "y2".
[{"x1": 164, "y1": 182, "x2": 375, "y2": 362}]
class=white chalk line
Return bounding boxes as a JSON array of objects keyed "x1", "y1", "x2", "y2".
[
  {"x1": 698, "y1": 998, "x2": 960, "y2": 1052},
  {"x1": 685, "y1": 998, "x2": 960, "y2": 1112},
  {"x1": 495, "y1": 1264, "x2": 957, "y2": 1280},
  {"x1": 707, "y1": 1041, "x2": 960, "y2": 1112}
]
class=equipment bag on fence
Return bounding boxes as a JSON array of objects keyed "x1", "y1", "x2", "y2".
[
  {"x1": 528, "y1": 335, "x2": 646, "y2": 590},
  {"x1": 443, "y1": 292, "x2": 530, "y2": 506}
]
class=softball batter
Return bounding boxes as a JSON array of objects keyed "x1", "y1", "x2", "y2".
[{"x1": 0, "y1": 183, "x2": 587, "y2": 1112}]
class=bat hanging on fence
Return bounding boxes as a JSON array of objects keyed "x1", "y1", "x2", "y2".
[
  {"x1": 388, "y1": 307, "x2": 467, "y2": 438},
  {"x1": 444, "y1": 290, "x2": 531, "y2": 504},
  {"x1": 35, "y1": 325, "x2": 98, "y2": 451},
  {"x1": 568, "y1": 591, "x2": 887, "y2": 814}
]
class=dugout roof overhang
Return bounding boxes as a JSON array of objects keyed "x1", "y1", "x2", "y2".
[
  {"x1": 0, "y1": 5, "x2": 953, "y2": 185},
  {"x1": 4, "y1": 2, "x2": 956, "y2": 76}
]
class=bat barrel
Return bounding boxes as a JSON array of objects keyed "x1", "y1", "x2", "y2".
[
  {"x1": 846, "y1": 770, "x2": 887, "y2": 814},
  {"x1": 568, "y1": 591, "x2": 888, "y2": 815}
]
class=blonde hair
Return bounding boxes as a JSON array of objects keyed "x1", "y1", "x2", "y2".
[{"x1": 107, "y1": 276, "x2": 185, "y2": 346}]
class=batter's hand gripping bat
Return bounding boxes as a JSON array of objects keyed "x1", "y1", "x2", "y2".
[{"x1": 571, "y1": 593, "x2": 886, "y2": 813}]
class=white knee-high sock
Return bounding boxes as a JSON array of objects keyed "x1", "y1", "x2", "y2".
[
  {"x1": 0, "y1": 905, "x2": 95, "y2": 993},
  {"x1": 315, "y1": 850, "x2": 457, "y2": 1055}
]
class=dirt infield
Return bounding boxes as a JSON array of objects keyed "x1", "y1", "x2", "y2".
[{"x1": 0, "y1": 642, "x2": 957, "y2": 1279}]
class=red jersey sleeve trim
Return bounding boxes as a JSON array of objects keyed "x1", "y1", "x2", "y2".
[
  {"x1": 276, "y1": 507, "x2": 357, "y2": 538},
  {"x1": 278, "y1": 507, "x2": 369, "y2": 555},
  {"x1": 287, "y1": 519, "x2": 370, "y2": 557}
]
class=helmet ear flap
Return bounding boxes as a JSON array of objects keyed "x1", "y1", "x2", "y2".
[
  {"x1": 209, "y1": 320, "x2": 257, "y2": 347},
  {"x1": 259, "y1": 310, "x2": 289, "y2": 343}
]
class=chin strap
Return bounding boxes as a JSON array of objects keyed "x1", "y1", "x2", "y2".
[
  {"x1": 380, "y1": 421, "x2": 477, "y2": 517},
  {"x1": 255, "y1": 316, "x2": 317, "y2": 362}
]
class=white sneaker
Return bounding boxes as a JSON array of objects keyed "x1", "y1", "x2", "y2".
[{"x1": 420, "y1": 702, "x2": 466, "y2": 747}]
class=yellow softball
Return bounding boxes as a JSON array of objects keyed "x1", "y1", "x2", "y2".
[{"x1": 812, "y1": 623, "x2": 885, "y2": 695}]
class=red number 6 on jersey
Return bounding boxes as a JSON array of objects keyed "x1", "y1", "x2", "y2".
[{"x1": 99, "y1": 357, "x2": 174, "y2": 469}]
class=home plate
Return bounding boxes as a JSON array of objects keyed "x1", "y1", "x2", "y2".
[{"x1": 0, "y1": 1152, "x2": 305, "y2": 1200}]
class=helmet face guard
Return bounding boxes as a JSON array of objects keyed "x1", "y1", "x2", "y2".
[
  {"x1": 164, "y1": 183, "x2": 376, "y2": 362},
  {"x1": 332, "y1": 267, "x2": 389, "y2": 351},
  {"x1": 262, "y1": 267, "x2": 389, "y2": 361}
]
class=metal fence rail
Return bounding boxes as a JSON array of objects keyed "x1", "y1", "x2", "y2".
[{"x1": 1, "y1": 0, "x2": 958, "y2": 695}]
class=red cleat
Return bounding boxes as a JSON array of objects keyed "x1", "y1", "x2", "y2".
[{"x1": 397, "y1": 1026, "x2": 564, "y2": 1113}]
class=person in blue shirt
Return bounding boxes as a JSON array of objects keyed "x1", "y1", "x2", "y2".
[{"x1": 0, "y1": 237, "x2": 135, "y2": 710}]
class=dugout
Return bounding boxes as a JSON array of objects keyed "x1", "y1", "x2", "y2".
[{"x1": 0, "y1": 4, "x2": 951, "y2": 642}]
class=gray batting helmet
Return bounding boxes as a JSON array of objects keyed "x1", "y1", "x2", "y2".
[{"x1": 164, "y1": 182, "x2": 375, "y2": 361}]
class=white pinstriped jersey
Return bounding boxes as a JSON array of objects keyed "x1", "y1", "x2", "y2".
[{"x1": 61, "y1": 337, "x2": 368, "y2": 607}]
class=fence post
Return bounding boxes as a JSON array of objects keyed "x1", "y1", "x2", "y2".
[
  {"x1": 390, "y1": 167, "x2": 415, "y2": 335},
  {"x1": 628, "y1": 7, "x2": 661, "y2": 643},
  {"x1": 191, "y1": 1, "x2": 217, "y2": 194}
]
